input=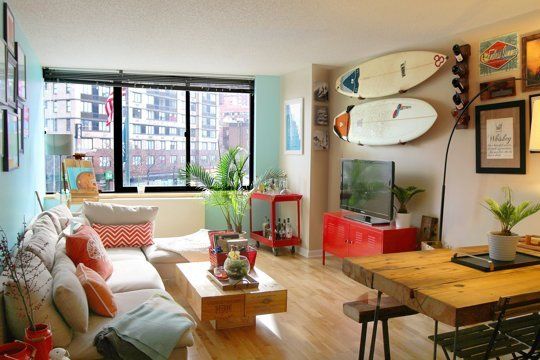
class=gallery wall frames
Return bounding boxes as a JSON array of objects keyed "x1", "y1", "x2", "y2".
[
  {"x1": 3, "y1": 109, "x2": 19, "y2": 171},
  {"x1": 522, "y1": 32, "x2": 540, "y2": 92},
  {"x1": 3, "y1": 3, "x2": 14, "y2": 56},
  {"x1": 475, "y1": 100, "x2": 526, "y2": 174},
  {"x1": 16, "y1": 42, "x2": 25, "y2": 101},
  {"x1": 530, "y1": 93, "x2": 540, "y2": 153},
  {"x1": 284, "y1": 98, "x2": 303, "y2": 155},
  {"x1": 479, "y1": 33, "x2": 519, "y2": 77}
]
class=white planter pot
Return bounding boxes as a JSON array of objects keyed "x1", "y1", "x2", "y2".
[
  {"x1": 395, "y1": 213, "x2": 412, "y2": 228},
  {"x1": 487, "y1": 232, "x2": 519, "y2": 261}
]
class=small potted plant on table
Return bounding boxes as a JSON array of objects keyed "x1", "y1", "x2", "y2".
[
  {"x1": 483, "y1": 187, "x2": 540, "y2": 261},
  {"x1": 392, "y1": 185, "x2": 425, "y2": 228}
]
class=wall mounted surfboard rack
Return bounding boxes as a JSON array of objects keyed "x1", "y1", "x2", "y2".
[{"x1": 450, "y1": 44, "x2": 471, "y2": 129}]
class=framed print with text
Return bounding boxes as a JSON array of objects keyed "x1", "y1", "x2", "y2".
[{"x1": 475, "y1": 100, "x2": 526, "y2": 174}]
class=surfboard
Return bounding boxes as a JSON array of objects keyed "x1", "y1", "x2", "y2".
[
  {"x1": 333, "y1": 98, "x2": 437, "y2": 145},
  {"x1": 336, "y1": 51, "x2": 448, "y2": 99}
]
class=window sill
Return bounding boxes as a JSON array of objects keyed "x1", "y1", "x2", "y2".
[{"x1": 44, "y1": 192, "x2": 203, "y2": 200}]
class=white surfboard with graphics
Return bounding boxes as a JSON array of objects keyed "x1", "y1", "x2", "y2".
[
  {"x1": 333, "y1": 98, "x2": 437, "y2": 146},
  {"x1": 336, "y1": 51, "x2": 448, "y2": 99}
]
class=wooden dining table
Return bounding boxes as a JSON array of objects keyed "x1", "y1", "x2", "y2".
[{"x1": 342, "y1": 246, "x2": 540, "y2": 359}]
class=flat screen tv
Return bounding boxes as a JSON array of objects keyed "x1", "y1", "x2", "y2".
[{"x1": 340, "y1": 159, "x2": 395, "y2": 225}]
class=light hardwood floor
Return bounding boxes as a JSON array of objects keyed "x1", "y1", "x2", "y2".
[{"x1": 166, "y1": 248, "x2": 454, "y2": 360}]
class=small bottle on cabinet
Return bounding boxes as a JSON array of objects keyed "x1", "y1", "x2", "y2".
[
  {"x1": 276, "y1": 218, "x2": 282, "y2": 240},
  {"x1": 285, "y1": 218, "x2": 293, "y2": 239},
  {"x1": 262, "y1": 217, "x2": 269, "y2": 238}
]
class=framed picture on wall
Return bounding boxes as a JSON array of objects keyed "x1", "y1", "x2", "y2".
[
  {"x1": 284, "y1": 98, "x2": 303, "y2": 155},
  {"x1": 3, "y1": 3, "x2": 15, "y2": 56},
  {"x1": 22, "y1": 104, "x2": 29, "y2": 138},
  {"x1": 17, "y1": 105, "x2": 23, "y2": 153},
  {"x1": 6, "y1": 52, "x2": 17, "y2": 108},
  {"x1": 521, "y1": 32, "x2": 540, "y2": 92},
  {"x1": 0, "y1": 110, "x2": 3, "y2": 160},
  {"x1": 16, "y1": 42, "x2": 26, "y2": 101},
  {"x1": 3, "y1": 109, "x2": 19, "y2": 171},
  {"x1": 530, "y1": 93, "x2": 540, "y2": 153},
  {"x1": 475, "y1": 100, "x2": 526, "y2": 174},
  {"x1": 0, "y1": 40, "x2": 6, "y2": 105}
]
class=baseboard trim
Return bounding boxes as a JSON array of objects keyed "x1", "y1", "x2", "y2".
[{"x1": 297, "y1": 247, "x2": 323, "y2": 258}]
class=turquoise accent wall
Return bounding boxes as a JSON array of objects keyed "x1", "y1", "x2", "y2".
[
  {"x1": 205, "y1": 75, "x2": 281, "y2": 230},
  {"x1": 0, "y1": 4, "x2": 44, "y2": 245}
]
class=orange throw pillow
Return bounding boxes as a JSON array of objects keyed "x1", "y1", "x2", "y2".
[
  {"x1": 66, "y1": 225, "x2": 113, "y2": 280},
  {"x1": 76, "y1": 264, "x2": 117, "y2": 317}
]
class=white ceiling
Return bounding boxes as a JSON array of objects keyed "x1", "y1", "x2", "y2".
[{"x1": 9, "y1": 0, "x2": 540, "y2": 76}]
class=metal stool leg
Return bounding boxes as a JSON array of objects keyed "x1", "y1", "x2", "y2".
[
  {"x1": 368, "y1": 291, "x2": 382, "y2": 360},
  {"x1": 433, "y1": 320, "x2": 438, "y2": 360},
  {"x1": 382, "y1": 319, "x2": 391, "y2": 360},
  {"x1": 452, "y1": 326, "x2": 459, "y2": 360},
  {"x1": 359, "y1": 321, "x2": 368, "y2": 360}
]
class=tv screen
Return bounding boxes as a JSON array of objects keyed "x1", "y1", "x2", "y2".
[{"x1": 340, "y1": 160, "x2": 395, "y2": 220}]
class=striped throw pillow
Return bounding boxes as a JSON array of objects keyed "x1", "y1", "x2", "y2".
[{"x1": 92, "y1": 222, "x2": 154, "y2": 248}]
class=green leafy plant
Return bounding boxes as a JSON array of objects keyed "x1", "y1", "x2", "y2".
[
  {"x1": 392, "y1": 185, "x2": 425, "y2": 214},
  {"x1": 483, "y1": 187, "x2": 540, "y2": 236},
  {"x1": 180, "y1": 146, "x2": 283, "y2": 233}
]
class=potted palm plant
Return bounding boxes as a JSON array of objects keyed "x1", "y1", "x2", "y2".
[
  {"x1": 483, "y1": 187, "x2": 540, "y2": 261},
  {"x1": 392, "y1": 185, "x2": 425, "y2": 228},
  {"x1": 180, "y1": 146, "x2": 282, "y2": 233}
]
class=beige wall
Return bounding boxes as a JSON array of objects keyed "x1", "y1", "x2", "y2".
[{"x1": 328, "y1": 11, "x2": 540, "y2": 248}]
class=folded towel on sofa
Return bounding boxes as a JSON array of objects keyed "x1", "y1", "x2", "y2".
[
  {"x1": 94, "y1": 294, "x2": 195, "y2": 360},
  {"x1": 154, "y1": 229, "x2": 209, "y2": 255}
]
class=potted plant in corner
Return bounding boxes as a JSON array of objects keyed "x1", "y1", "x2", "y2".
[
  {"x1": 180, "y1": 146, "x2": 283, "y2": 234},
  {"x1": 483, "y1": 187, "x2": 540, "y2": 261},
  {"x1": 392, "y1": 185, "x2": 425, "y2": 228}
]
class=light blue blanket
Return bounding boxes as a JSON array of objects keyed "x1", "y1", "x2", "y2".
[{"x1": 95, "y1": 294, "x2": 195, "y2": 360}]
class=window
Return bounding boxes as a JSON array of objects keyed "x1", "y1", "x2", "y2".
[{"x1": 44, "y1": 77, "x2": 252, "y2": 193}]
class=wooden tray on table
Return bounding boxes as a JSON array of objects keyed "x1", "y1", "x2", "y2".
[{"x1": 206, "y1": 270, "x2": 259, "y2": 291}]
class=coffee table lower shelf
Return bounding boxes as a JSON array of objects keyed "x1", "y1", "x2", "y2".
[{"x1": 175, "y1": 261, "x2": 287, "y2": 330}]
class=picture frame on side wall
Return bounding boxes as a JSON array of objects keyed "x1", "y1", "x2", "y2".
[
  {"x1": 22, "y1": 104, "x2": 29, "y2": 138},
  {"x1": 6, "y1": 51, "x2": 17, "y2": 109},
  {"x1": 3, "y1": 109, "x2": 19, "y2": 171},
  {"x1": 15, "y1": 42, "x2": 26, "y2": 101},
  {"x1": 0, "y1": 40, "x2": 6, "y2": 105},
  {"x1": 284, "y1": 98, "x2": 303, "y2": 155},
  {"x1": 3, "y1": 3, "x2": 14, "y2": 56},
  {"x1": 17, "y1": 105, "x2": 23, "y2": 153},
  {"x1": 521, "y1": 32, "x2": 540, "y2": 92},
  {"x1": 530, "y1": 93, "x2": 540, "y2": 154},
  {"x1": 475, "y1": 100, "x2": 526, "y2": 174}
]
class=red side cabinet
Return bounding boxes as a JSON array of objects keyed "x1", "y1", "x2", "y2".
[{"x1": 323, "y1": 211, "x2": 417, "y2": 265}]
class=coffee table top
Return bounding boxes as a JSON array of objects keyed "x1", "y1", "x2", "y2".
[{"x1": 176, "y1": 261, "x2": 286, "y2": 298}]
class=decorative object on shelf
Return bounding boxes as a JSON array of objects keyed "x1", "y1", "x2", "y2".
[
  {"x1": 314, "y1": 105, "x2": 329, "y2": 125},
  {"x1": 419, "y1": 215, "x2": 438, "y2": 243},
  {"x1": 333, "y1": 98, "x2": 437, "y2": 145},
  {"x1": 207, "y1": 268, "x2": 259, "y2": 290},
  {"x1": 336, "y1": 51, "x2": 448, "y2": 99},
  {"x1": 482, "y1": 186, "x2": 540, "y2": 261},
  {"x1": 479, "y1": 32, "x2": 519, "y2": 76},
  {"x1": 15, "y1": 42, "x2": 25, "y2": 101},
  {"x1": 450, "y1": 44, "x2": 471, "y2": 128},
  {"x1": 284, "y1": 98, "x2": 303, "y2": 155},
  {"x1": 313, "y1": 81, "x2": 328, "y2": 102},
  {"x1": 181, "y1": 146, "x2": 282, "y2": 233},
  {"x1": 223, "y1": 246, "x2": 250, "y2": 282},
  {"x1": 0, "y1": 40, "x2": 6, "y2": 105},
  {"x1": 479, "y1": 77, "x2": 516, "y2": 101},
  {"x1": 313, "y1": 129, "x2": 328, "y2": 150},
  {"x1": 521, "y1": 32, "x2": 540, "y2": 92},
  {"x1": 0, "y1": 226, "x2": 53, "y2": 360},
  {"x1": 208, "y1": 230, "x2": 257, "y2": 268},
  {"x1": 530, "y1": 93, "x2": 540, "y2": 152},
  {"x1": 391, "y1": 185, "x2": 425, "y2": 228},
  {"x1": 6, "y1": 52, "x2": 17, "y2": 109},
  {"x1": 3, "y1": 110, "x2": 19, "y2": 171},
  {"x1": 475, "y1": 100, "x2": 526, "y2": 174},
  {"x1": 0, "y1": 341, "x2": 36, "y2": 359},
  {"x1": 3, "y1": 3, "x2": 15, "y2": 56}
]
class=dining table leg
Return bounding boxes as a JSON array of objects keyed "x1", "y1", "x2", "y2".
[
  {"x1": 452, "y1": 326, "x2": 459, "y2": 360},
  {"x1": 368, "y1": 291, "x2": 382, "y2": 360},
  {"x1": 433, "y1": 320, "x2": 438, "y2": 360}
]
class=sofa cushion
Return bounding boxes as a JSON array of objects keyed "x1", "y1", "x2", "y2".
[
  {"x1": 29, "y1": 212, "x2": 60, "y2": 237},
  {"x1": 143, "y1": 244, "x2": 188, "y2": 264},
  {"x1": 22, "y1": 229, "x2": 56, "y2": 271},
  {"x1": 82, "y1": 202, "x2": 158, "y2": 226},
  {"x1": 66, "y1": 225, "x2": 113, "y2": 280},
  {"x1": 76, "y1": 264, "x2": 117, "y2": 318},
  {"x1": 105, "y1": 247, "x2": 146, "y2": 262},
  {"x1": 47, "y1": 204, "x2": 73, "y2": 230},
  {"x1": 4, "y1": 251, "x2": 72, "y2": 347},
  {"x1": 53, "y1": 267, "x2": 89, "y2": 332},
  {"x1": 66, "y1": 289, "x2": 194, "y2": 360},
  {"x1": 106, "y1": 260, "x2": 164, "y2": 293},
  {"x1": 52, "y1": 238, "x2": 77, "y2": 276},
  {"x1": 92, "y1": 222, "x2": 154, "y2": 248}
]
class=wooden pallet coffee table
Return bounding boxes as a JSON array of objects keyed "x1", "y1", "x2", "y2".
[{"x1": 175, "y1": 262, "x2": 287, "y2": 329}]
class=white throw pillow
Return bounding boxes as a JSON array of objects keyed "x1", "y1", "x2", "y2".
[
  {"x1": 53, "y1": 269, "x2": 89, "y2": 333},
  {"x1": 4, "y1": 251, "x2": 73, "y2": 347},
  {"x1": 82, "y1": 202, "x2": 158, "y2": 225},
  {"x1": 22, "y1": 230, "x2": 57, "y2": 271},
  {"x1": 47, "y1": 205, "x2": 73, "y2": 230}
]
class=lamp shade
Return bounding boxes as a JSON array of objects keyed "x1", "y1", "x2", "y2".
[
  {"x1": 531, "y1": 98, "x2": 540, "y2": 152},
  {"x1": 45, "y1": 134, "x2": 73, "y2": 156}
]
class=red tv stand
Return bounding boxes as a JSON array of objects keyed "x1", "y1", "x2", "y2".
[{"x1": 323, "y1": 211, "x2": 417, "y2": 265}]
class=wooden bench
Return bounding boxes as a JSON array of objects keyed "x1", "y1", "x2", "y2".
[{"x1": 343, "y1": 296, "x2": 417, "y2": 360}]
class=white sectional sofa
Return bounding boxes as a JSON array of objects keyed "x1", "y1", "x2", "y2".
[{"x1": 0, "y1": 204, "x2": 195, "y2": 359}]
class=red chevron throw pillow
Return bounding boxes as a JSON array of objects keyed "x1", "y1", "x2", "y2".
[{"x1": 92, "y1": 222, "x2": 154, "y2": 248}]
